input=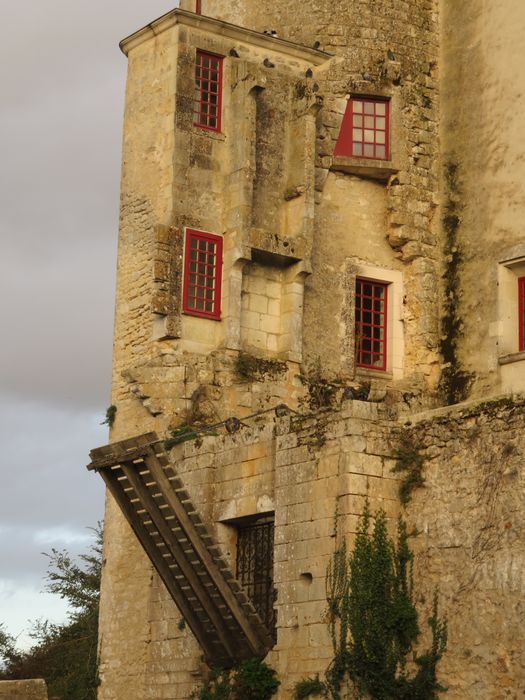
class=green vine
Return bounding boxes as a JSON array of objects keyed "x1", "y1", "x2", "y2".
[
  {"x1": 300, "y1": 358, "x2": 341, "y2": 411},
  {"x1": 235, "y1": 352, "x2": 287, "y2": 383},
  {"x1": 392, "y1": 430, "x2": 426, "y2": 505},
  {"x1": 100, "y1": 405, "x2": 116, "y2": 429},
  {"x1": 293, "y1": 675, "x2": 327, "y2": 699},
  {"x1": 320, "y1": 503, "x2": 448, "y2": 700},
  {"x1": 192, "y1": 659, "x2": 280, "y2": 700},
  {"x1": 164, "y1": 425, "x2": 200, "y2": 450},
  {"x1": 438, "y1": 161, "x2": 474, "y2": 404}
]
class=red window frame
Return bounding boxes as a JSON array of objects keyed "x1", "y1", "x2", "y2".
[
  {"x1": 355, "y1": 278, "x2": 388, "y2": 371},
  {"x1": 519, "y1": 276, "x2": 525, "y2": 351},
  {"x1": 194, "y1": 50, "x2": 223, "y2": 132},
  {"x1": 334, "y1": 97, "x2": 389, "y2": 161},
  {"x1": 182, "y1": 229, "x2": 223, "y2": 320}
]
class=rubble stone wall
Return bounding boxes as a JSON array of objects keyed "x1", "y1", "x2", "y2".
[
  {"x1": 210, "y1": 0, "x2": 442, "y2": 391},
  {"x1": 406, "y1": 397, "x2": 525, "y2": 698}
]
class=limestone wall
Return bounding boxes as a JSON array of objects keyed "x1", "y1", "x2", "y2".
[
  {"x1": 99, "y1": 397, "x2": 401, "y2": 699},
  {"x1": 406, "y1": 397, "x2": 525, "y2": 698},
  {"x1": 439, "y1": 0, "x2": 525, "y2": 400},
  {"x1": 96, "y1": 1, "x2": 525, "y2": 698},
  {"x1": 209, "y1": 0, "x2": 442, "y2": 391},
  {"x1": 0, "y1": 680, "x2": 47, "y2": 700}
]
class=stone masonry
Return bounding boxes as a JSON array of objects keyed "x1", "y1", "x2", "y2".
[
  {"x1": 94, "y1": 2, "x2": 525, "y2": 699},
  {"x1": 0, "y1": 680, "x2": 48, "y2": 700}
]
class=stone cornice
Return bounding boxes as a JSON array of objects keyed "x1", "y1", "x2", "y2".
[{"x1": 119, "y1": 8, "x2": 331, "y2": 64}]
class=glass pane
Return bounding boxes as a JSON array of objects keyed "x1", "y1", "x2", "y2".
[
  {"x1": 376, "y1": 102, "x2": 386, "y2": 116},
  {"x1": 353, "y1": 114, "x2": 363, "y2": 127},
  {"x1": 364, "y1": 144, "x2": 374, "y2": 157},
  {"x1": 364, "y1": 116, "x2": 374, "y2": 128},
  {"x1": 376, "y1": 116, "x2": 386, "y2": 129},
  {"x1": 353, "y1": 128, "x2": 363, "y2": 141},
  {"x1": 353, "y1": 100, "x2": 363, "y2": 113},
  {"x1": 376, "y1": 131, "x2": 385, "y2": 144},
  {"x1": 364, "y1": 101, "x2": 374, "y2": 115},
  {"x1": 376, "y1": 145, "x2": 386, "y2": 159},
  {"x1": 364, "y1": 129, "x2": 374, "y2": 143},
  {"x1": 352, "y1": 142, "x2": 362, "y2": 156}
]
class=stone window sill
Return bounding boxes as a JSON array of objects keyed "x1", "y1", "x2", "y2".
[
  {"x1": 192, "y1": 126, "x2": 227, "y2": 142},
  {"x1": 356, "y1": 367, "x2": 393, "y2": 381},
  {"x1": 498, "y1": 350, "x2": 525, "y2": 365},
  {"x1": 331, "y1": 155, "x2": 398, "y2": 182}
]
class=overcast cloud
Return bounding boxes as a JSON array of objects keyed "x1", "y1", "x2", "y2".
[{"x1": 0, "y1": 0, "x2": 178, "y2": 647}]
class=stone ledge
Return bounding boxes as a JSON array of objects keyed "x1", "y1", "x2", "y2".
[
  {"x1": 331, "y1": 154, "x2": 399, "y2": 181},
  {"x1": 498, "y1": 350, "x2": 525, "y2": 365},
  {"x1": 0, "y1": 679, "x2": 48, "y2": 700},
  {"x1": 405, "y1": 393, "x2": 525, "y2": 425}
]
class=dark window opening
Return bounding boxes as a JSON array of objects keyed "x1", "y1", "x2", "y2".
[
  {"x1": 236, "y1": 515, "x2": 276, "y2": 638},
  {"x1": 355, "y1": 278, "x2": 388, "y2": 371},
  {"x1": 194, "y1": 50, "x2": 223, "y2": 132}
]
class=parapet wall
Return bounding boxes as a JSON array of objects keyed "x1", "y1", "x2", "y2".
[{"x1": 0, "y1": 680, "x2": 47, "y2": 700}]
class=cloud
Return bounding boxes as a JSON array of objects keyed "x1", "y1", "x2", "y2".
[
  {"x1": 0, "y1": 579, "x2": 71, "y2": 650},
  {"x1": 0, "y1": 0, "x2": 178, "y2": 644}
]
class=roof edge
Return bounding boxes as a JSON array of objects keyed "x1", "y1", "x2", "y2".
[{"x1": 119, "y1": 8, "x2": 331, "y2": 64}]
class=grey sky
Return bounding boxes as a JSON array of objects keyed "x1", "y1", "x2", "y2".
[{"x1": 0, "y1": 0, "x2": 177, "y2": 647}]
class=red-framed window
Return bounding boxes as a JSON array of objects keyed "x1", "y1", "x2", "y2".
[
  {"x1": 355, "y1": 278, "x2": 388, "y2": 371},
  {"x1": 519, "y1": 276, "x2": 525, "y2": 351},
  {"x1": 182, "y1": 229, "x2": 223, "y2": 320},
  {"x1": 334, "y1": 97, "x2": 389, "y2": 160},
  {"x1": 194, "y1": 50, "x2": 223, "y2": 132}
]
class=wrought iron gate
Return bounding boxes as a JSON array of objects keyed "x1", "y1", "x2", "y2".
[{"x1": 236, "y1": 515, "x2": 276, "y2": 638}]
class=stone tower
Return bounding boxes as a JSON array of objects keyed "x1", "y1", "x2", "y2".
[{"x1": 89, "y1": 1, "x2": 525, "y2": 698}]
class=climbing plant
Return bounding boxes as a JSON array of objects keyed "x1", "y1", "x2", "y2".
[
  {"x1": 192, "y1": 659, "x2": 280, "y2": 700},
  {"x1": 392, "y1": 430, "x2": 426, "y2": 505},
  {"x1": 297, "y1": 504, "x2": 447, "y2": 699},
  {"x1": 327, "y1": 504, "x2": 447, "y2": 699}
]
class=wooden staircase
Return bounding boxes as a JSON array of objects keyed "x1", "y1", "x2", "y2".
[{"x1": 87, "y1": 432, "x2": 274, "y2": 667}]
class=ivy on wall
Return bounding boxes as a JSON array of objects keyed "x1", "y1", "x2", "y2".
[{"x1": 295, "y1": 503, "x2": 448, "y2": 699}]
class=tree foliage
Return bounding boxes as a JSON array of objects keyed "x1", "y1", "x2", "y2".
[
  {"x1": 0, "y1": 524, "x2": 102, "y2": 700},
  {"x1": 324, "y1": 504, "x2": 447, "y2": 699}
]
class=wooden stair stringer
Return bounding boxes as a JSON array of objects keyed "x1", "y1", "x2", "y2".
[{"x1": 88, "y1": 432, "x2": 274, "y2": 667}]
